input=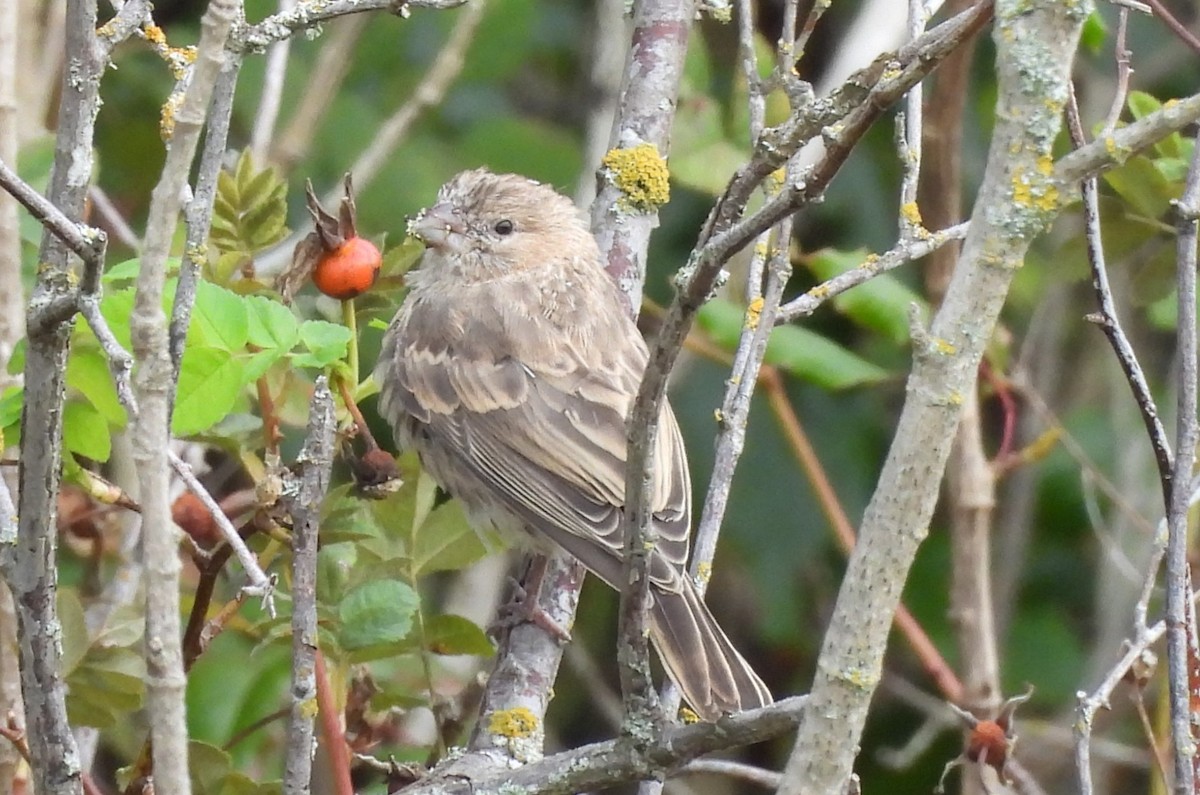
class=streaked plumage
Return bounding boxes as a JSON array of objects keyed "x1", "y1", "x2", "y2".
[{"x1": 375, "y1": 168, "x2": 771, "y2": 720}]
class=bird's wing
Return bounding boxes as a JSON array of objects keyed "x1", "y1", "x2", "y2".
[{"x1": 379, "y1": 297, "x2": 692, "y2": 591}]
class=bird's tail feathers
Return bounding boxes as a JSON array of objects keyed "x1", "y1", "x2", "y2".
[{"x1": 650, "y1": 580, "x2": 772, "y2": 721}]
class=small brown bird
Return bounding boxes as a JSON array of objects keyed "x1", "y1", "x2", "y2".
[{"x1": 375, "y1": 168, "x2": 771, "y2": 720}]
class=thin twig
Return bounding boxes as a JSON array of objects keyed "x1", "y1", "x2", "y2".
[
  {"x1": 169, "y1": 453, "x2": 276, "y2": 610},
  {"x1": 0, "y1": 158, "x2": 106, "y2": 271},
  {"x1": 249, "y1": 0, "x2": 296, "y2": 163},
  {"x1": 87, "y1": 186, "x2": 141, "y2": 251},
  {"x1": 1065, "y1": 86, "x2": 1173, "y2": 502},
  {"x1": 678, "y1": 758, "x2": 782, "y2": 789},
  {"x1": 1142, "y1": 0, "x2": 1200, "y2": 57},
  {"x1": 1164, "y1": 115, "x2": 1200, "y2": 795},
  {"x1": 335, "y1": 0, "x2": 487, "y2": 205},
  {"x1": 283, "y1": 379, "x2": 335, "y2": 795}
]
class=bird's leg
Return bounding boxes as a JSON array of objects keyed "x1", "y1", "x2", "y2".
[{"x1": 488, "y1": 553, "x2": 573, "y2": 643}]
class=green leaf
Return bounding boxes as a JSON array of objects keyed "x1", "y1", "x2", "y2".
[
  {"x1": 294, "y1": 320, "x2": 352, "y2": 369},
  {"x1": 423, "y1": 614, "x2": 495, "y2": 656},
  {"x1": 190, "y1": 280, "x2": 251, "y2": 352},
  {"x1": 1079, "y1": 9, "x2": 1107, "y2": 55},
  {"x1": 410, "y1": 499, "x2": 493, "y2": 577},
  {"x1": 807, "y1": 248, "x2": 927, "y2": 345},
  {"x1": 698, "y1": 299, "x2": 890, "y2": 389},
  {"x1": 67, "y1": 346, "x2": 127, "y2": 426},
  {"x1": 338, "y1": 579, "x2": 420, "y2": 651},
  {"x1": 245, "y1": 294, "x2": 300, "y2": 352},
  {"x1": 102, "y1": 258, "x2": 141, "y2": 283},
  {"x1": 65, "y1": 645, "x2": 145, "y2": 728},
  {"x1": 1101, "y1": 154, "x2": 1181, "y2": 220},
  {"x1": 63, "y1": 400, "x2": 112, "y2": 461},
  {"x1": 208, "y1": 150, "x2": 291, "y2": 262},
  {"x1": 174, "y1": 347, "x2": 248, "y2": 436},
  {"x1": 58, "y1": 589, "x2": 89, "y2": 677},
  {"x1": 100, "y1": 287, "x2": 136, "y2": 351},
  {"x1": 0, "y1": 385, "x2": 22, "y2": 430},
  {"x1": 317, "y1": 542, "x2": 360, "y2": 603}
]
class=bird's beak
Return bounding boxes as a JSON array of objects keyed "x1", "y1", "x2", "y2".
[{"x1": 410, "y1": 202, "x2": 466, "y2": 253}]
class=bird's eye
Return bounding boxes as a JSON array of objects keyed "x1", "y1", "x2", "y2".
[{"x1": 493, "y1": 219, "x2": 514, "y2": 236}]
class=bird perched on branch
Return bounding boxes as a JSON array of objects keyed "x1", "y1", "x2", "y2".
[{"x1": 374, "y1": 168, "x2": 771, "y2": 720}]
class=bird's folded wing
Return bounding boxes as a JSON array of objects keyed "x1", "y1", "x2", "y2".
[{"x1": 392, "y1": 333, "x2": 693, "y2": 592}]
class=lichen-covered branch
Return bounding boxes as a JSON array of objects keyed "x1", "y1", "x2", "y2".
[
  {"x1": 776, "y1": 2, "x2": 1088, "y2": 791},
  {"x1": 130, "y1": 1, "x2": 240, "y2": 792},
  {"x1": 2, "y1": 0, "x2": 105, "y2": 791},
  {"x1": 232, "y1": 0, "x2": 465, "y2": 53},
  {"x1": 405, "y1": 696, "x2": 806, "y2": 794}
]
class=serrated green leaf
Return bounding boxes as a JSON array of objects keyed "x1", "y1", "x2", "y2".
[
  {"x1": 423, "y1": 614, "x2": 495, "y2": 656},
  {"x1": 174, "y1": 347, "x2": 248, "y2": 436},
  {"x1": 807, "y1": 248, "x2": 927, "y2": 345},
  {"x1": 698, "y1": 298, "x2": 889, "y2": 389},
  {"x1": 210, "y1": 151, "x2": 290, "y2": 259},
  {"x1": 191, "y1": 281, "x2": 250, "y2": 352},
  {"x1": 295, "y1": 320, "x2": 351, "y2": 368},
  {"x1": 338, "y1": 579, "x2": 420, "y2": 651},
  {"x1": 67, "y1": 346, "x2": 127, "y2": 426},
  {"x1": 63, "y1": 400, "x2": 112, "y2": 461}
]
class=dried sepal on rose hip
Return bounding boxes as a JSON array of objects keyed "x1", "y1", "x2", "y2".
[{"x1": 276, "y1": 173, "x2": 382, "y2": 304}]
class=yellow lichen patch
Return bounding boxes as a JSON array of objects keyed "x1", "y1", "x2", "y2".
[
  {"x1": 713, "y1": 408, "x2": 725, "y2": 424},
  {"x1": 695, "y1": 561, "x2": 712, "y2": 585},
  {"x1": 678, "y1": 706, "x2": 701, "y2": 724},
  {"x1": 96, "y1": 20, "x2": 116, "y2": 38},
  {"x1": 487, "y1": 707, "x2": 540, "y2": 739},
  {"x1": 807, "y1": 283, "x2": 831, "y2": 300},
  {"x1": 900, "y1": 201, "x2": 923, "y2": 228},
  {"x1": 753, "y1": 241, "x2": 770, "y2": 259},
  {"x1": 602, "y1": 143, "x2": 670, "y2": 212},
  {"x1": 299, "y1": 697, "x2": 319, "y2": 720},
  {"x1": 765, "y1": 167, "x2": 786, "y2": 195},
  {"x1": 746, "y1": 296, "x2": 765, "y2": 330},
  {"x1": 1165, "y1": 98, "x2": 1180, "y2": 109},
  {"x1": 143, "y1": 23, "x2": 167, "y2": 46},
  {"x1": 160, "y1": 91, "x2": 184, "y2": 141},
  {"x1": 1011, "y1": 163, "x2": 1060, "y2": 214}
]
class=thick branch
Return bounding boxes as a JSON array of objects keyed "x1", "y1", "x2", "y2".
[
  {"x1": 404, "y1": 696, "x2": 806, "y2": 794},
  {"x1": 131, "y1": 1, "x2": 239, "y2": 792},
  {"x1": 776, "y1": 2, "x2": 1088, "y2": 791},
  {"x1": 3, "y1": 0, "x2": 106, "y2": 792}
]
